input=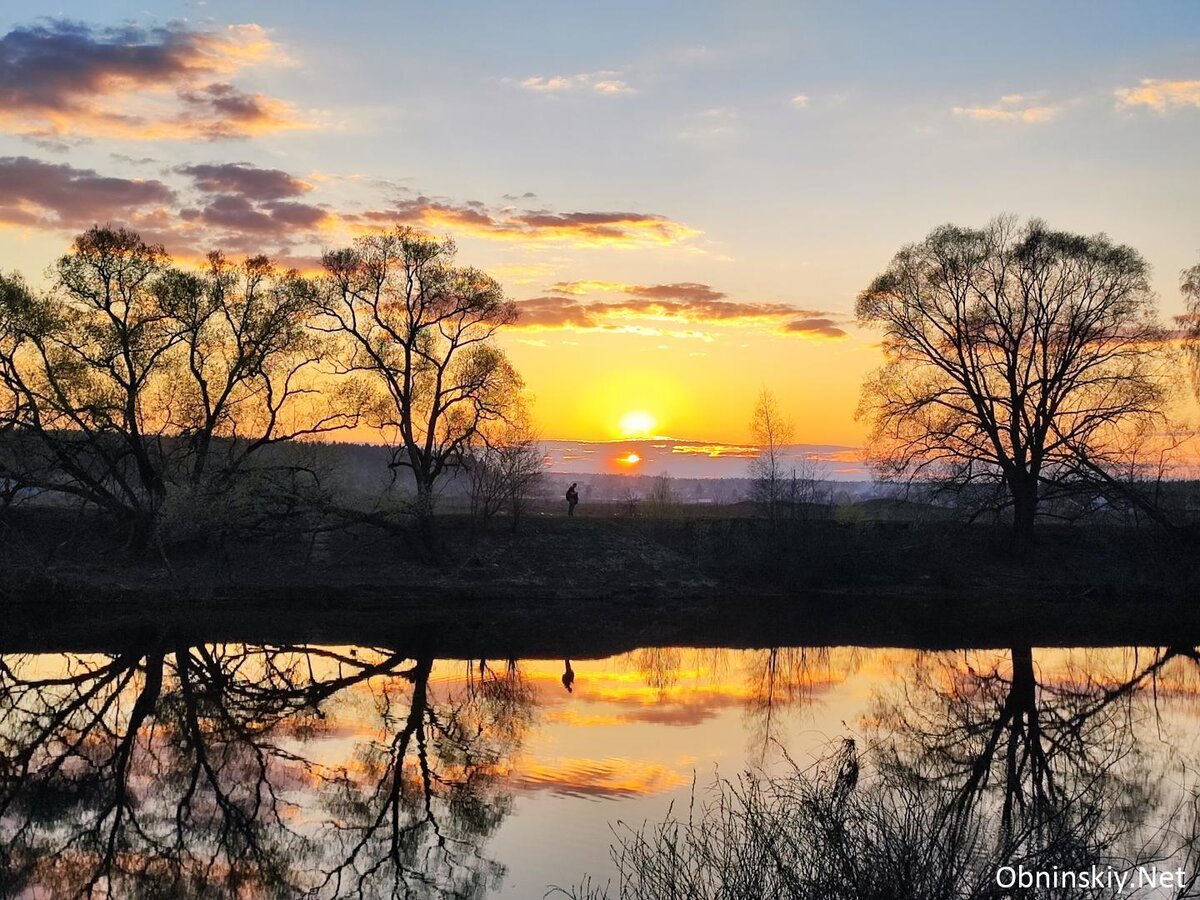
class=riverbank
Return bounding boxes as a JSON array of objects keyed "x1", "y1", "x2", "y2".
[{"x1": 1, "y1": 508, "x2": 1196, "y2": 655}]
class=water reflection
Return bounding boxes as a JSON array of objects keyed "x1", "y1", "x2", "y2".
[
  {"x1": 0, "y1": 643, "x2": 1198, "y2": 897},
  {"x1": 0, "y1": 645, "x2": 529, "y2": 898}
]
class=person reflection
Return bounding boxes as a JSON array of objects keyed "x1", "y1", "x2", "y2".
[{"x1": 562, "y1": 659, "x2": 575, "y2": 693}]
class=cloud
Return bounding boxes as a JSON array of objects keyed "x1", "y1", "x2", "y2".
[
  {"x1": 352, "y1": 198, "x2": 699, "y2": 248},
  {"x1": 1114, "y1": 79, "x2": 1200, "y2": 112},
  {"x1": 178, "y1": 162, "x2": 311, "y2": 200},
  {"x1": 952, "y1": 93, "x2": 1059, "y2": 124},
  {"x1": 551, "y1": 281, "x2": 726, "y2": 303},
  {"x1": 179, "y1": 194, "x2": 332, "y2": 238},
  {"x1": 0, "y1": 152, "x2": 693, "y2": 266},
  {"x1": 510, "y1": 296, "x2": 597, "y2": 329},
  {"x1": 791, "y1": 94, "x2": 809, "y2": 109},
  {"x1": 512, "y1": 281, "x2": 849, "y2": 340},
  {"x1": 780, "y1": 316, "x2": 848, "y2": 339},
  {"x1": 518, "y1": 71, "x2": 634, "y2": 94},
  {"x1": 670, "y1": 443, "x2": 759, "y2": 459},
  {"x1": 0, "y1": 156, "x2": 175, "y2": 229},
  {"x1": 0, "y1": 20, "x2": 307, "y2": 140}
]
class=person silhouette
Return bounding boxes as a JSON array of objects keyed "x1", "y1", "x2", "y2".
[
  {"x1": 561, "y1": 659, "x2": 575, "y2": 693},
  {"x1": 565, "y1": 483, "x2": 579, "y2": 517}
]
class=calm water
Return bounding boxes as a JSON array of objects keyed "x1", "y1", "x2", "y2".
[{"x1": 2, "y1": 644, "x2": 1199, "y2": 897}]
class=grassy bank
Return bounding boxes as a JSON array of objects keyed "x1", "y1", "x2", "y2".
[{"x1": 0, "y1": 506, "x2": 1197, "y2": 654}]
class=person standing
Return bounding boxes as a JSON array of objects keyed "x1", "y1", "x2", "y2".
[{"x1": 565, "y1": 482, "x2": 579, "y2": 517}]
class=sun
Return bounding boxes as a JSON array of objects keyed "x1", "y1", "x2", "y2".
[
  {"x1": 619, "y1": 410, "x2": 657, "y2": 438},
  {"x1": 618, "y1": 452, "x2": 641, "y2": 466}
]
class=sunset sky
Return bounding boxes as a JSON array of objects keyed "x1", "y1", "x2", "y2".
[{"x1": 1, "y1": 1, "x2": 1198, "y2": 447}]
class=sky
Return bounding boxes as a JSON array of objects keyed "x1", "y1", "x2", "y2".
[{"x1": 1, "y1": 1, "x2": 1198, "y2": 451}]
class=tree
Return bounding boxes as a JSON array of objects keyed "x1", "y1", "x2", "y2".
[
  {"x1": 856, "y1": 216, "x2": 1170, "y2": 551},
  {"x1": 748, "y1": 389, "x2": 795, "y2": 522},
  {"x1": 0, "y1": 228, "x2": 179, "y2": 546},
  {"x1": 319, "y1": 227, "x2": 521, "y2": 547},
  {"x1": 0, "y1": 227, "x2": 353, "y2": 548},
  {"x1": 468, "y1": 406, "x2": 545, "y2": 529},
  {"x1": 1182, "y1": 260, "x2": 1200, "y2": 395},
  {"x1": 160, "y1": 251, "x2": 358, "y2": 490},
  {"x1": 643, "y1": 473, "x2": 679, "y2": 517}
]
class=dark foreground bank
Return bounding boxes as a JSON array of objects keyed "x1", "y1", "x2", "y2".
[{"x1": 1, "y1": 506, "x2": 1197, "y2": 655}]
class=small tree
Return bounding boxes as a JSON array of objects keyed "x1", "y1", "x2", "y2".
[
  {"x1": 856, "y1": 216, "x2": 1170, "y2": 551},
  {"x1": 319, "y1": 227, "x2": 521, "y2": 546},
  {"x1": 468, "y1": 408, "x2": 544, "y2": 529},
  {"x1": 749, "y1": 389, "x2": 795, "y2": 522},
  {"x1": 644, "y1": 473, "x2": 679, "y2": 517},
  {"x1": 1182, "y1": 260, "x2": 1200, "y2": 395},
  {"x1": 785, "y1": 454, "x2": 827, "y2": 522}
]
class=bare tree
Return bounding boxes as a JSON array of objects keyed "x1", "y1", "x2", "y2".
[
  {"x1": 748, "y1": 389, "x2": 795, "y2": 522},
  {"x1": 468, "y1": 406, "x2": 545, "y2": 529},
  {"x1": 0, "y1": 227, "x2": 354, "y2": 548},
  {"x1": 1182, "y1": 260, "x2": 1200, "y2": 395},
  {"x1": 160, "y1": 251, "x2": 360, "y2": 489},
  {"x1": 319, "y1": 227, "x2": 520, "y2": 548},
  {"x1": 856, "y1": 216, "x2": 1171, "y2": 550},
  {"x1": 0, "y1": 228, "x2": 179, "y2": 546},
  {"x1": 643, "y1": 473, "x2": 679, "y2": 517}
]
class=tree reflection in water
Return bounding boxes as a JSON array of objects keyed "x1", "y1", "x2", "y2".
[
  {"x1": 874, "y1": 646, "x2": 1200, "y2": 839},
  {"x1": 564, "y1": 645, "x2": 1200, "y2": 900},
  {"x1": 7, "y1": 644, "x2": 1200, "y2": 899},
  {"x1": 0, "y1": 644, "x2": 533, "y2": 899}
]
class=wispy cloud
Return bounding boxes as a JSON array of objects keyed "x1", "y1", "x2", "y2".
[
  {"x1": 518, "y1": 71, "x2": 634, "y2": 95},
  {"x1": 790, "y1": 94, "x2": 809, "y2": 109},
  {"x1": 176, "y1": 162, "x2": 311, "y2": 200},
  {"x1": 952, "y1": 92, "x2": 1059, "y2": 124},
  {"x1": 1114, "y1": 79, "x2": 1200, "y2": 112},
  {"x1": 0, "y1": 20, "x2": 309, "y2": 141},
  {"x1": 351, "y1": 198, "x2": 698, "y2": 248},
  {"x1": 512, "y1": 281, "x2": 848, "y2": 340}
]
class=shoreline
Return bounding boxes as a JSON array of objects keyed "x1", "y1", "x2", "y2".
[{"x1": 3, "y1": 577, "x2": 1198, "y2": 656}]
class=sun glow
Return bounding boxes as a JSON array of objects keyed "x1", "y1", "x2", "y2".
[
  {"x1": 618, "y1": 452, "x2": 642, "y2": 466},
  {"x1": 619, "y1": 410, "x2": 657, "y2": 438}
]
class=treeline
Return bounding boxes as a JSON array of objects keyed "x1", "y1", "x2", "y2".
[
  {"x1": 0, "y1": 225, "x2": 537, "y2": 553},
  {"x1": 1, "y1": 216, "x2": 1198, "y2": 562}
]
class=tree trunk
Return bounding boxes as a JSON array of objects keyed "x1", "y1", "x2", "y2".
[
  {"x1": 413, "y1": 475, "x2": 438, "y2": 561},
  {"x1": 124, "y1": 507, "x2": 158, "y2": 553},
  {"x1": 1009, "y1": 476, "x2": 1038, "y2": 556}
]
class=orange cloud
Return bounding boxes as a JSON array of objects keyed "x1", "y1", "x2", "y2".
[
  {"x1": 0, "y1": 21, "x2": 308, "y2": 141},
  {"x1": 670, "y1": 443, "x2": 760, "y2": 458},
  {"x1": 952, "y1": 94, "x2": 1060, "y2": 123},
  {"x1": 351, "y1": 199, "x2": 699, "y2": 248},
  {"x1": 511, "y1": 282, "x2": 849, "y2": 339},
  {"x1": 1115, "y1": 79, "x2": 1200, "y2": 112}
]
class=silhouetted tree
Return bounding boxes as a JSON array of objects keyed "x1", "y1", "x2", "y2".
[
  {"x1": 160, "y1": 251, "x2": 360, "y2": 488},
  {"x1": 748, "y1": 389, "x2": 794, "y2": 522},
  {"x1": 857, "y1": 216, "x2": 1170, "y2": 551},
  {"x1": 467, "y1": 405, "x2": 544, "y2": 529},
  {"x1": 0, "y1": 228, "x2": 355, "y2": 548},
  {"x1": 1183, "y1": 259, "x2": 1200, "y2": 396},
  {"x1": 319, "y1": 228, "x2": 520, "y2": 550}
]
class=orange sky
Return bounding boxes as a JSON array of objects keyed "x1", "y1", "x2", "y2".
[{"x1": 0, "y1": 5, "x2": 1197, "y2": 446}]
